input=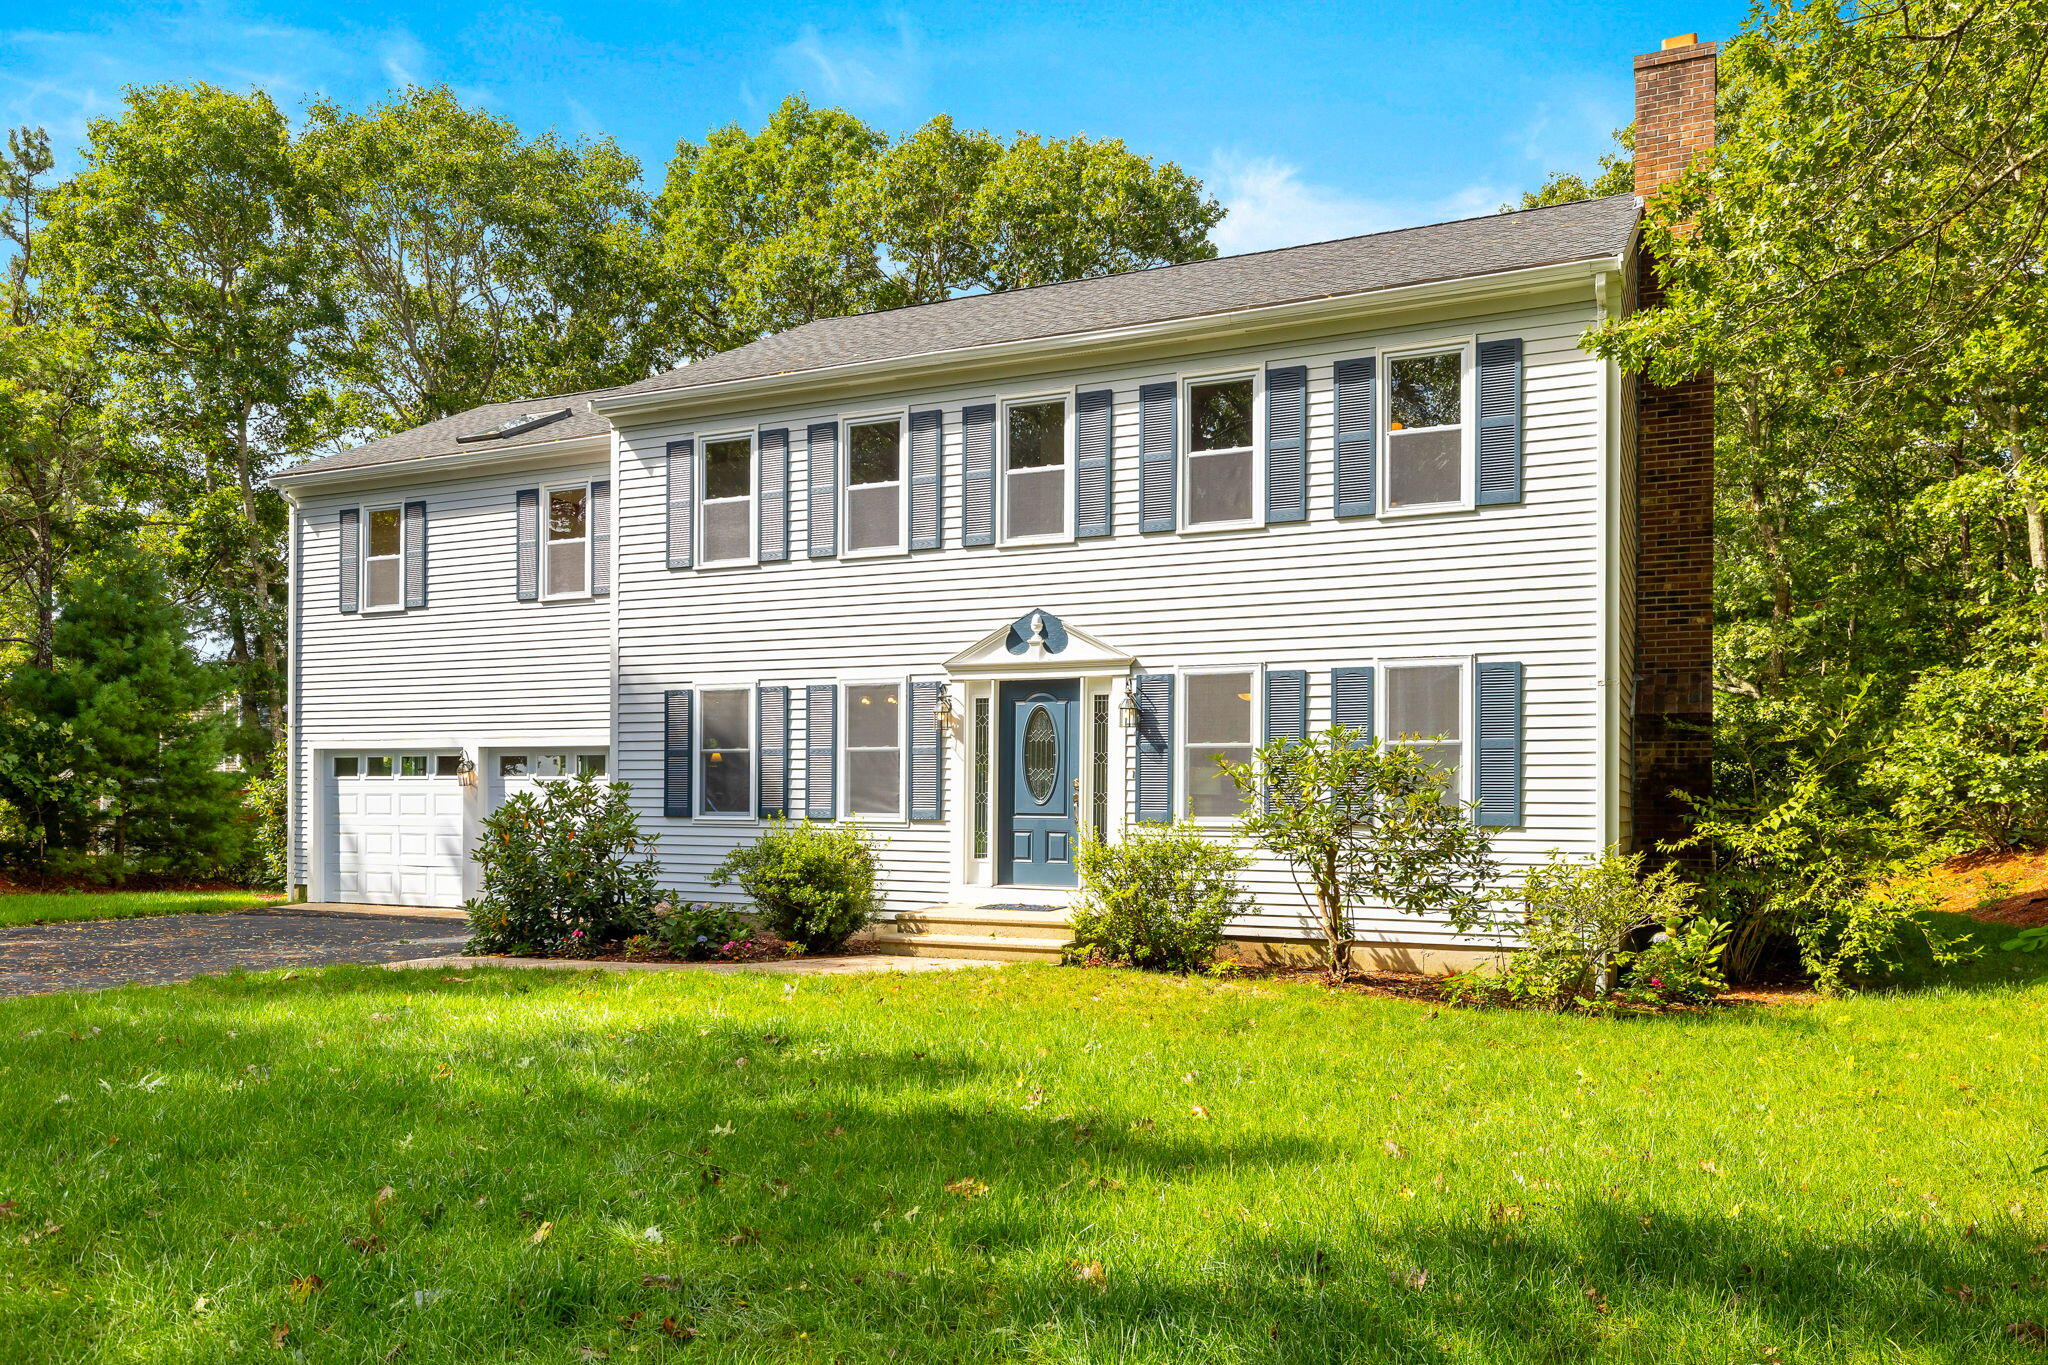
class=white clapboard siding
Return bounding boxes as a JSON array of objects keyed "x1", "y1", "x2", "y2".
[
  {"x1": 287, "y1": 455, "x2": 613, "y2": 889},
  {"x1": 609, "y1": 295, "x2": 1613, "y2": 944}
]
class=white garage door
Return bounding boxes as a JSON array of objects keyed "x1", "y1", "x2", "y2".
[{"x1": 329, "y1": 752, "x2": 467, "y2": 907}]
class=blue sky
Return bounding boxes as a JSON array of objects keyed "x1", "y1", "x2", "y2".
[{"x1": 0, "y1": 0, "x2": 1749, "y2": 254}]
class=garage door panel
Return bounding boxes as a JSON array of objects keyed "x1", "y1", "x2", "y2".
[{"x1": 329, "y1": 754, "x2": 467, "y2": 908}]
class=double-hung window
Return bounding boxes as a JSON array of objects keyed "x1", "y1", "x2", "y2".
[
  {"x1": 545, "y1": 485, "x2": 589, "y2": 596},
  {"x1": 701, "y1": 436, "x2": 754, "y2": 566},
  {"x1": 1185, "y1": 376, "x2": 1257, "y2": 528},
  {"x1": 1003, "y1": 398, "x2": 1067, "y2": 541},
  {"x1": 845, "y1": 418, "x2": 905, "y2": 554},
  {"x1": 698, "y1": 686, "x2": 753, "y2": 816},
  {"x1": 1386, "y1": 348, "x2": 1470, "y2": 511},
  {"x1": 1184, "y1": 670, "x2": 1256, "y2": 818},
  {"x1": 1385, "y1": 662, "x2": 1464, "y2": 800},
  {"x1": 363, "y1": 506, "x2": 404, "y2": 609},
  {"x1": 844, "y1": 682, "x2": 902, "y2": 817}
]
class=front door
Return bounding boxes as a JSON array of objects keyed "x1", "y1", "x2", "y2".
[{"x1": 999, "y1": 679, "x2": 1079, "y2": 887}]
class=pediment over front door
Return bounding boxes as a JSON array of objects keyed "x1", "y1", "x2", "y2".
[{"x1": 943, "y1": 608, "x2": 1136, "y2": 679}]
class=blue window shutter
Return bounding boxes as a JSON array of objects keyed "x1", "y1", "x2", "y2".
[
  {"x1": 1476, "y1": 338, "x2": 1524, "y2": 506},
  {"x1": 401, "y1": 501, "x2": 428, "y2": 609},
  {"x1": 663, "y1": 689, "x2": 694, "y2": 818},
  {"x1": 806, "y1": 422, "x2": 839, "y2": 558},
  {"x1": 805, "y1": 684, "x2": 837, "y2": 819},
  {"x1": 909, "y1": 679, "x2": 943, "y2": 820},
  {"x1": 757, "y1": 684, "x2": 790, "y2": 819},
  {"x1": 515, "y1": 488, "x2": 540, "y2": 601},
  {"x1": 337, "y1": 507, "x2": 361, "y2": 614},
  {"x1": 1264, "y1": 365, "x2": 1307, "y2": 523},
  {"x1": 961, "y1": 403, "x2": 996, "y2": 546},
  {"x1": 665, "y1": 440, "x2": 694, "y2": 569},
  {"x1": 1074, "y1": 387, "x2": 1114, "y2": 538},
  {"x1": 1138, "y1": 382, "x2": 1177, "y2": 532},
  {"x1": 1331, "y1": 667, "x2": 1375, "y2": 741},
  {"x1": 909, "y1": 408, "x2": 943, "y2": 551},
  {"x1": 1334, "y1": 358, "x2": 1376, "y2": 517},
  {"x1": 1262, "y1": 668, "x2": 1308, "y2": 812},
  {"x1": 758, "y1": 428, "x2": 790, "y2": 563},
  {"x1": 1475, "y1": 661, "x2": 1524, "y2": 826},
  {"x1": 1132, "y1": 673, "x2": 1174, "y2": 822},
  {"x1": 589, "y1": 481, "x2": 611, "y2": 596}
]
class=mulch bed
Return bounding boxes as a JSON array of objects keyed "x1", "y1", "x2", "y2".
[
  {"x1": 510, "y1": 934, "x2": 884, "y2": 967},
  {"x1": 1235, "y1": 965, "x2": 1814, "y2": 1010}
]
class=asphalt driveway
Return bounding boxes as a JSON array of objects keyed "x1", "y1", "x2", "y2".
[{"x1": 0, "y1": 907, "x2": 470, "y2": 998}]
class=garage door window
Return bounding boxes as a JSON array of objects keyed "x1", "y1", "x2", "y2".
[
  {"x1": 435, "y1": 754, "x2": 462, "y2": 777},
  {"x1": 334, "y1": 755, "x2": 359, "y2": 777},
  {"x1": 366, "y1": 756, "x2": 393, "y2": 777},
  {"x1": 577, "y1": 754, "x2": 606, "y2": 776}
]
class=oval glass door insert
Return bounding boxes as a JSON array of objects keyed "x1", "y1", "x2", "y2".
[{"x1": 1023, "y1": 705, "x2": 1059, "y2": 803}]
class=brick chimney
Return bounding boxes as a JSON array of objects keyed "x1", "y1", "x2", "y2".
[{"x1": 1630, "y1": 35, "x2": 1716, "y2": 856}]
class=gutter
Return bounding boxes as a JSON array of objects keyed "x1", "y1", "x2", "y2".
[{"x1": 590, "y1": 254, "x2": 1626, "y2": 422}]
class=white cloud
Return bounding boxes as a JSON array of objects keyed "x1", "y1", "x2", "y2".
[
  {"x1": 1208, "y1": 152, "x2": 1507, "y2": 257},
  {"x1": 777, "y1": 14, "x2": 923, "y2": 110}
]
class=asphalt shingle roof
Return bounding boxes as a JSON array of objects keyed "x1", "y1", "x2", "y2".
[{"x1": 276, "y1": 194, "x2": 1637, "y2": 481}]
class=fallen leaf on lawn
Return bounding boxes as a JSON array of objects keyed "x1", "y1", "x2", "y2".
[
  {"x1": 369, "y1": 1013, "x2": 392, "y2": 1023},
  {"x1": 722, "y1": 1227, "x2": 760, "y2": 1247},
  {"x1": 1488, "y1": 1203, "x2": 1524, "y2": 1224},
  {"x1": 0, "y1": 1201, "x2": 15, "y2": 1219},
  {"x1": 1071, "y1": 1259, "x2": 1105, "y2": 1285},
  {"x1": 407, "y1": 1289, "x2": 446, "y2": 1309},
  {"x1": 1091, "y1": 1177, "x2": 1124, "y2": 1192},
  {"x1": 349, "y1": 1234, "x2": 386, "y2": 1254},
  {"x1": 271, "y1": 1324, "x2": 291, "y2": 1348},
  {"x1": 577, "y1": 1349, "x2": 608, "y2": 1362},
  {"x1": 383, "y1": 1344, "x2": 407, "y2": 1362},
  {"x1": 640, "y1": 1275, "x2": 678, "y2": 1288},
  {"x1": 441, "y1": 976, "x2": 469, "y2": 983},
  {"x1": 286, "y1": 1274, "x2": 324, "y2": 1301},
  {"x1": 192, "y1": 1296, "x2": 211, "y2": 1315},
  {"x1": 2006, "y1": 1322, "x2": 2048, "y2": 1345},
  {"x1": 640, "y1": 1226, "x2": 662, "y2": 1243},
  {"x1": 1190, "y1": 1104, "x2": 1210, "y2": 1119},
  {"x1": 1390, "y1": 1267, "x2": 1429, "y2": 1291},
  {"x1": 372, "y1": 1186, "x2": 394, "y2": 1227},
  {"x1": 1382, "y1": 1139, "x2": 1407, "y2": 1158},
  {"x1": 659, "y1": 1317, "x2": 696, "y2": 1341},
  {"x1": 18, "y1": 1219, "x2": 60, "y2": 1244},
  {"x1": 1698, "y1": 1160, "x2": 1722, "y2": 1175},
  {"x1": 944, "y1": 1178, "x2": 989, "y2": 1199},
  {"x1": 528, "y1": 1221, "x2": 553, "y2": 1246},
  {"x1": 709, "y1": 1122, "x2": 734, "y2": 1137}
]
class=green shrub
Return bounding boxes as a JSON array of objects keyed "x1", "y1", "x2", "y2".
[
  {"x1": 1870, "y1": 663, "x2": 2048, "y2": 849},
  {"x1": 1482, "y1": 848, "x2": 1707, "y2": 1012},
  {"x1": 463, "y1": 774, "x2": 665, "y2": 955},
  {"x1": 641, "y1": 900, "x2": 758, "y2": 960},
  {"x1": 1066, "y1": 822, "x2": 1249, "y2": 972},
  {"x1": 1623, "y1": 915, "x2": 1730, "y2": 1005},
  {"x1": 711, "y1": 818, "x2": 879, "y2": 952}
]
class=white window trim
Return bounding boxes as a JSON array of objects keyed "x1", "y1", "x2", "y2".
[
  {"x1": 1177, "y1": 663, "x2": 1265, "y2": 825},
  {"x1": 697, "y1": 432, "x2": 758, "y2": 570},
  {"x1": 359, "y1": 503, "x2": 406, "y2": 614},
  {"x1": 1379, "y1": 656, "x2": 1472, "y2": 804},
  {"x1": 1179, "y1": 370, "x2": 1264, "y2": 534},
  {"x1": 695, "y1": 685, "x2": 757, "y2": 821},
  {"x1": 540, "y1": 481, "x2": 594, "y2": 600},
  {"x1": 840, "y1": 413, "x2": 910, "y2": 560},
  {"x1": 840, "y1": 677, "x2": 907, "y2": 822},
  {"x1": 1379, "y1": 338, "x2": 1478, "y2": 518},
  {"x1": 998, "y1": 391, "x2": 1075, "y2": 547}
]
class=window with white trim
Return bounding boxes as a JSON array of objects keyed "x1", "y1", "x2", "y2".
[
  {"x1": 545, "y1": 485, "x2": 589, "y2": 596},
  {"x1": 1386, "y1": 349, "x2": 1467, "y2": 509},
  {"x1": 701, "y1": 436, "x2": 754, "y2": 566},
  {"x1": 1385, "y1": 662, "x2": 1464, "y2": 799},
  {"x1": 1184, "y1": 670, "x2": 1256, "y2": 817},
  {"x1": 844, "y1": 682, "x2": 902, "y2": 816},
  {"x1": 1186, "y1": 377, "x2": 1256, "y2": 527},
  {"x1": 845, "y1": 418, "x2": 904, "y2": 554},
  {"x1": 364, "y1": 505, "x2": 403, "y2": 609},
  {"x1": 696, "y1": 687, "x2": 753, "y2": 816},
  {"x1": 1003, "y1": 398, "x2": 1067, "y2": 540}
]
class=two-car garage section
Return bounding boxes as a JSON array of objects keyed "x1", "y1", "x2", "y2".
[{"x1": 322, "y1": 748, "x2": 608, "y2": 907}]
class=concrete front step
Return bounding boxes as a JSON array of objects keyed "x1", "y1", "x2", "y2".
[{"x1": 888, "y1": 904, "x2": 1073, "y2": 941}]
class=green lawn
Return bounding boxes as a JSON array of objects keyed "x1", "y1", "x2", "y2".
[
  {"x1": 0, "y1": 889, "x2": 280, "y2": 928},
  {"x1": 1, "y1": 964, "x2": 2043, "y2": 1364}
]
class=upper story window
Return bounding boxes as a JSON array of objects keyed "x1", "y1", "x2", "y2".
[
  {"x1": 364, "y1": 505, "x2": 404, "y2": 610},
  {"x1": 1385, "y1": 662, "x2": 1464, "y2": 800},
  {"x1": 1186, "y1": 377, "x2": 1256, "y2": 528},
  {"x1": 1386, "y1": 349, "x2": 1468, "y2": 510},
  {"x1": 545, "y1": 485, "x2": 589, "y2": 597},
  {"x1": 698, "y1": 686, "x2": 754, "y2": 816},
  {"x1": 1184, "y1": 670, "x2": 1255, "y2": 818},
  {"x1": 1004, "y1": 398, "x2": 1068, "y2": 541},
  {"x1": 845, "y1": 418, "x2": 904, "y2": 555},
  {"x1": 702, "y1": 436, "x2": 755, "y2": 566},
  {"x1": 844, "y1": 681, "x2": 903, "y2": 817}
]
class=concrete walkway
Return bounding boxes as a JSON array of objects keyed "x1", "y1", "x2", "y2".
[{"x1": 385, "y1": 951, "x2": 1002, "y2": 976}]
